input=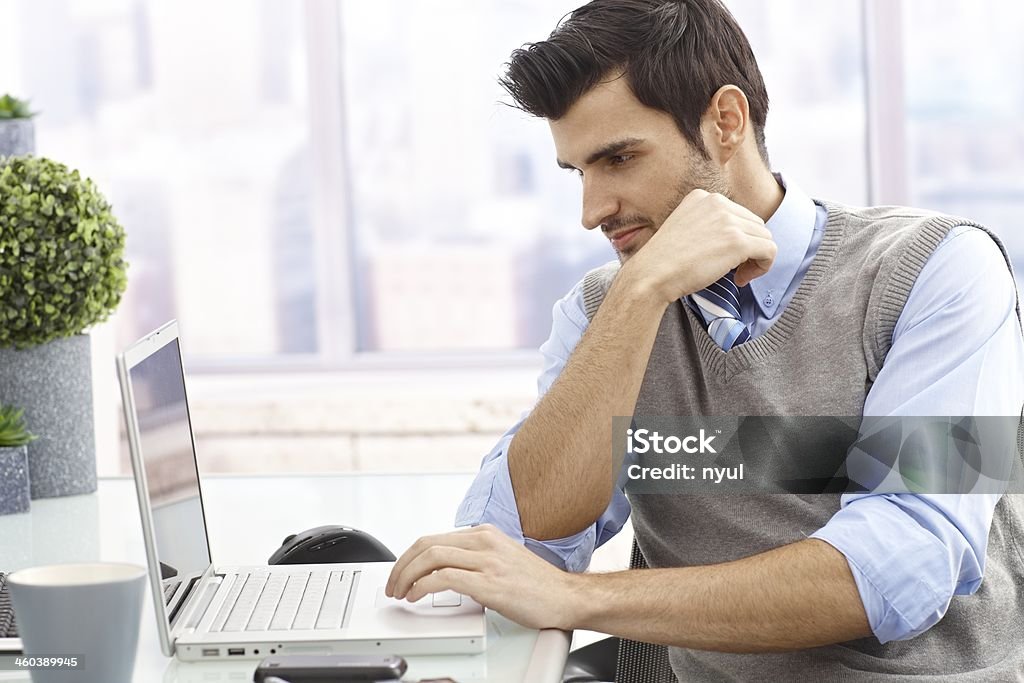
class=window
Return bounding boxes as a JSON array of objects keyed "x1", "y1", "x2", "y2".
[
  {"x1": 728, "y1": 0, "x2": 868, "y2": 205},
  {"x1": 4, "y1": 0, "x2": 1006, "y2": 476},
  {"x1": 903, "y1": 0, "x2": 1024, "y2": 274},
  {"x1": 2, "y1": 0, "x2": 316, "y2": 361},
  {"x1": 343, "y1": 0, "x2": 870, "y2": 351},
  {"x1": 340, "y1": 0, "x2": 600, "y2": 352},
  {"x1": 3, "y1": 0, "x2": 872, "y2": 364}
]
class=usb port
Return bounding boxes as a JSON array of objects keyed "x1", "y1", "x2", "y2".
[
  {"x1": 227, "y1": 648, "x2": 245, "y2": 656},
  {"x1": 201, "y1": 648, "x2": 219, "y2": 657}
]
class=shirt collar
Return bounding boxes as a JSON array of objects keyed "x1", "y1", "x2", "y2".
[{"x1": 747, "y1": 173, "x2": 817, "y2": 318}]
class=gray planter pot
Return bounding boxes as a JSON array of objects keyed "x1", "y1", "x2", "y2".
[
  {"x1": 0, "y1": 118, "x2": 35, "y2": 156},
  {"x1": 0, "y1": 335, "x2": 96, "y2": 499},
  {"x1": 0, "y1": 445, "x2": 31, "y2": 514}
]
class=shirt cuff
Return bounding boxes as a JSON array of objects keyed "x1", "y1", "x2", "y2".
[
  {"x1": 454, "y1": 441, "x2": 597, "y2": 572},
  {"x1": 810, "y1": 494, "x2": 958, "y2": 643}
]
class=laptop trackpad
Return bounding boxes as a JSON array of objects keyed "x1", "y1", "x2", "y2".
[{"x1": 374, "y1": 587, "x2": 482, "y2": 616}]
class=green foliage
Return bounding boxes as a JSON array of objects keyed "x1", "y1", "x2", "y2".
[
  {"x1": 0, "y1": 155, "x2": 128, "y2": 349},
  {"x1": 0, "y1": 404, "x2": 36, "y2": 447},
  {"x1": 0, "y1": 94, "x2": 35, "y2": 120}
]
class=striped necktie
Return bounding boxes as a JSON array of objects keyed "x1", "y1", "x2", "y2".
[{"x1": 690, "y1": 271, "x2": 751, "y2": 350}]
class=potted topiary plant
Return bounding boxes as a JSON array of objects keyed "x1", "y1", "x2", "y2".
[
  {"x1": 0, "y1": 94, "x2": 36, "y2": 157},
  {"x1": 0, "y1": 403, "x2": 36, "y2": 514},
  {"x1": 0, "y1": 155, "x2": 128, "y2": 498}
]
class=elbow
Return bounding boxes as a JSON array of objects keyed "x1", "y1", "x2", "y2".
[
  {"x1": 521, "y1": 511, "x2": 603, "y2": 543},
  {"x1": 518, "y1": 490, "x2": 609, "y2": 541},
  {"x1": 508, "y1": 448, "x2": 611, "y2": 541},
  {"x1": 871, "y1": 580, "x2": 956, "y2": 643}
]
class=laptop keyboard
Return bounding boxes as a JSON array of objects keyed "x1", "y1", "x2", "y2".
[
  {"x1": 164, "y1": 579, "x2": 180, "y2": 605},
  {"x1": 0, "y1": 573, "x2": 17, "y2": 638},
  {"x1": 209, "y1": 570, "x2": 355, "y2": 632},
  {"x1": 4, "y1": 568, "x2": 357, "y2": 637}
]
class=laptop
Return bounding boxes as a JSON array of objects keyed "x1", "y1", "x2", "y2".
[{"x1": 116, "y1": 320, "x2": 486, "y2": 661}]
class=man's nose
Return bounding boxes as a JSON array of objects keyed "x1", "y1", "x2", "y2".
[{"x1": 580, "y1": 176, "x2": 619, "y2": 231}]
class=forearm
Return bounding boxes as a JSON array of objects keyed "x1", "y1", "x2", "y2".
[
  {"x1": 509, "y1": 267, "x2": 667, "y2": 540},
  {"x1": 567, "y1": 538, "x2": 871, "y2": 652}
]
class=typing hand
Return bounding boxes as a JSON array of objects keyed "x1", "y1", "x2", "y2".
[{"x1": 385, "y1": 524, "x2": 576, "y2": 631}]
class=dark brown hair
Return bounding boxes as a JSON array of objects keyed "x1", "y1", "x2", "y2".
[{"x1": 500, "y1": 0, "x2": 771, "y2": 165}]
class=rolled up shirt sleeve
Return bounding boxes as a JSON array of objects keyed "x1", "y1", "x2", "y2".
[
  {"x1": 811, "y1": 492, "x2": 999, "y2": 642},
  {"x1": 811, "y1": 226, "x2": 1024, "y2": 643},
  {"x1": 454, "y1": 278, "x2": 632, "y2": 572}
]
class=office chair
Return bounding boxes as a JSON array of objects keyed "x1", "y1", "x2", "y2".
[{"x1": 562, "y1": 539, "x2": 676, "y2": 682}]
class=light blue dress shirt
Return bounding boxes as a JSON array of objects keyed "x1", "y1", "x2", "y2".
[{"x1": 455, "y1": 176, "x2": 1024, "y2": 644}]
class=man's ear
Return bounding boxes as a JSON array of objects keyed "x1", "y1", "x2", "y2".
[{"x1": 703, "y1": 85, "x2": 749, "y2": 165}]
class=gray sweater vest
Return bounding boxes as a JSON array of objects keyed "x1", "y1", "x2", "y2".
[{"x1": 581, "y1": 201, "x2": 1024, "y2": 681}]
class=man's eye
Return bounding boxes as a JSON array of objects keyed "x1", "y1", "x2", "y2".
[{"x1": 609, "y1": 154, "x2": 633, "y2": 167}]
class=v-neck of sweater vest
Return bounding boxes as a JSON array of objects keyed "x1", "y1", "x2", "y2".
[{"x1": 682, "y1": 199, "x2": 845, "y2": 376}]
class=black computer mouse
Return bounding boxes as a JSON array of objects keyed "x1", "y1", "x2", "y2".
[{"x1": 267, "y1": 525, "x2": 397, "y2": 565}]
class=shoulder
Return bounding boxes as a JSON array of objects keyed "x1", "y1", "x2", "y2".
[
  {"x1": 830, "y1": 203, "x2": 1021, "y2": 373},
  {"x1": 900, "y1": 225, "x2": 1019, "y2": 330}
]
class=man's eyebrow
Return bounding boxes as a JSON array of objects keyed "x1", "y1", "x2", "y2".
[{"x1": 556, "y1": 137, "x2": 645, "y2": 170}]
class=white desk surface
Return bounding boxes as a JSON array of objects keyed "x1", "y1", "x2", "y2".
[{"x1": 0, "y1": 473, "x2": 571, "y2": 682}]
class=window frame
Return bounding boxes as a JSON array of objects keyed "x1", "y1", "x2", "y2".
[{"x1": 186, "y1": 0, "x2": 908, "y2": 374}]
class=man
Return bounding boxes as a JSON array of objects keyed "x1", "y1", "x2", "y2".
[{"x1": 386, "y1": 0, "x2": 1024, "y2": 679}]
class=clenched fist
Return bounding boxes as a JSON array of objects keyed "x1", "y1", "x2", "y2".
[{"x1": 623, "y1": 189, "x2": 777, "y2": 304}]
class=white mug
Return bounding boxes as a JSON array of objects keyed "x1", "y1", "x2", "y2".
[{"x1": 7, "y1": 562, "x2": 147, "y2": 683}]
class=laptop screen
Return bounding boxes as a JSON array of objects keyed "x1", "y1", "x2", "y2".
[{"x1": 126, "y1": 336, "x2": 212, "y2": 595}]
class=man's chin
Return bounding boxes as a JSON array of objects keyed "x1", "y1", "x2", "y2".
[{"x1": 614, "y1": 237, "x2": 649, "y2": 263}]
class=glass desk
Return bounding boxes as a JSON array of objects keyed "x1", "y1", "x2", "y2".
[{"x1": 0, "y1": 473, "x2": 570, "y2": 682}]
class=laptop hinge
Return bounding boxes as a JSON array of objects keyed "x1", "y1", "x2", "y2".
[{"x1": 169, "y1": 565, "x2": 220, "y2": 634}]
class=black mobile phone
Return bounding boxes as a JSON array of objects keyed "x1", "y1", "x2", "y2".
[{"x1": 254, "y1": 654, "x2": 407, "y2": 682}]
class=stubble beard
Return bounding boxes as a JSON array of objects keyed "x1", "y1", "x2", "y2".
[{"x1": 616, "y1": 159, "x2": 728, "y2": 263}]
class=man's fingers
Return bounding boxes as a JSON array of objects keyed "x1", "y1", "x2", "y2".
[
  {"x1": 749, "y1": 234, "x2": 778, "y2": 264},
  {"x1": 736, "y1": 206, "x2": 767, "y2": 228},
  {"x1": 735, "y1": 262, "x2": 764, "y2": 287},
  {"x1": 732, "y1": 232, "x2": 778, "y2": 286},
  {"x1": 391, "y1": 546, "x2": 485, "y2": 599},
  {"x1": 719, "y1": 195, "x2": 767, "y2": 228},
  {"x1": 738, "y1": 217, "x2": 772, "y2": 241},
  {"x1": 404, "y1": 567, "x2": 483, "y2": 604},
  {"x1": 689, "y1": 190, "x2": 767, "y2": 228},
  {"x1": 385, "y1": 526, "x2": 493, "y2": 596}
]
